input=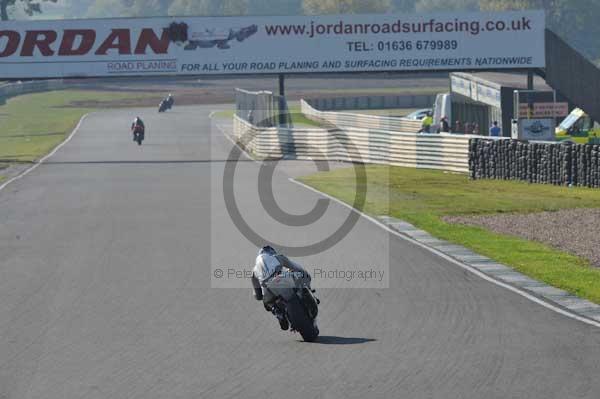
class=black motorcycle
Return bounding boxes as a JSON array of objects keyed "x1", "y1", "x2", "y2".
[
  {"x1": 132, "y1": 126, "x2": 144, "y2": 145},
  {"x1": 158, "y1": 100, "x2": 168, "y2": 113},
  {"x1": 264, "y1": 268, "x2": 320, "y2": 342},
  {"x1": 158, "y1": 97, "x2": 174, "y2": 113}
]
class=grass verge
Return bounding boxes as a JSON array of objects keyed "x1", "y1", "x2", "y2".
[
  {"x1": 299, "y1": 165, "x2": 600, "y2": 304},
  {"x1": 0, "y1": 89, "x2": 159, "y2": 162}
]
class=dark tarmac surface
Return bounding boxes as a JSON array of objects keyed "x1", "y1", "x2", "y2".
[{"x1": 0, "y1": 105, "x2": 598, "y2": 398}]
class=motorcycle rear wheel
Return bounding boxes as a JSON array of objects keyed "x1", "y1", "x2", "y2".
[{"x1": 286, "y1": 296, "x2": 319, "y2": 342}]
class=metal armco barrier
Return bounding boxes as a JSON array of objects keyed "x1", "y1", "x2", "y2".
[
  {"x1": 235, "y1": 88, "x2": 291, "y2": 128},
  {"x1": 0, "y1": 80, "x2": 66, "y2": 104},
  {"x1": 301, "y1": 99, "x2": 422, "y2": 133},
  {"x1": 304, "y1": 94, "x2": 436, "y2": 112},
  {"x1": 470, "y1": 138, "x2": 600, "y2": 187},
  {"x1": 233, "y1": 115, "x2": 472, "y2": 173}
]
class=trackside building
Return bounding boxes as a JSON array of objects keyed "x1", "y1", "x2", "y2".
[{"x1": 449, "y1": 72, "x2": 566, "y2": 137}]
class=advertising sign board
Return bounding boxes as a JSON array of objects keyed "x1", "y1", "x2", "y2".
[
  {"x1": 518, "y1": 102, "x2": 569, "y2": 118},
  {"x1": 0, "y1": 11, "x2": 546, "y2": 78},
  {"x1": 513, "y1": 118, "x2": 556, "y2": 141}
]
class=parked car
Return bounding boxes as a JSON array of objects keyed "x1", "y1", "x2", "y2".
[{"x1": 405, "y1": 108, "x2": 433, "y2": 120}]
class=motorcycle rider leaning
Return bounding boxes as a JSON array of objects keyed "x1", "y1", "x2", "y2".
[
  {"x1": 252, "y1": 246, "x2": 311, "y2": 331},
  {"x1": 131, "y1": 116, "x2": 145, "y2": 141}
]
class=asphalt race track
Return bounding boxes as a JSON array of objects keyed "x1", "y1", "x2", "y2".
[{"x1": 0, "y1": 105, "x2": 599, "y2": 399}]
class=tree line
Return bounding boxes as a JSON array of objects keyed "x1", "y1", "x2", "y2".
[{"x1": 2, "y1": 0, "x2": 599, "y2": 63}]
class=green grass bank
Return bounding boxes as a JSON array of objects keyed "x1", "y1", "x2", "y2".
[
  {"x1": 300, "y1": 165, "x2": 600, "y2": 304},
  {"x1": 0, "y1": 90, "x2": 159, "y2": 163}
]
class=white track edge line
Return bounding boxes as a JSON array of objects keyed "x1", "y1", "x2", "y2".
[
  {"x1": 211, "y1": 119, "x2": 259, "y2": 164},
  {"x1": 211, "y1": 114, "x2": 600, "y2": 328},
  {"x1": 0, "y1": 113, "x2": 90, "y2": 193},
  {"x1": 289, "y1": 177, "x2": 600, "y2": 329}
]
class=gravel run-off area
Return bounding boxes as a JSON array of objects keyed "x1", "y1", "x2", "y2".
[{"x1": 444, "y1": 209, "x2": 600, "y2": 268}]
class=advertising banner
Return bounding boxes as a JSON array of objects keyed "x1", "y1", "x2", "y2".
[
  {"x1": 0, "y1": 10, "x2": 546, "y2": 78},
  {"x1": 518, "y1": 102, "x2": 569, "y2": 118}
]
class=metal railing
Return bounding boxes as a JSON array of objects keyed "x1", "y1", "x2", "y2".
[
  {"x1": 233, "y1": 114, "x2": 474, "y2": 173},
  {"x1": 303, "y1": 94, "x2": 436, "y2": 112},
  {"x1": 234, "y1": 88, "x2": 291, "y2": 128},
  {"x1": 0, "y1": 80, "x2": 66, "y2": 104},
  {"x1": 300, "y1": 99, "x2": 422, "y2": 133}
]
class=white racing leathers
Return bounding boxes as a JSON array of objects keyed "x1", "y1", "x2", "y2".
[{"x1": 251, "y1": 254, "x2": 309, "y2": 302}]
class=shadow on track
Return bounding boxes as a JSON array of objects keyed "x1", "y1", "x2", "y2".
[{"x1": 312, "y1": 336, "x2": 377, "y2": 345}]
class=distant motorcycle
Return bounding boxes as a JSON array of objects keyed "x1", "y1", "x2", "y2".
[
  {"x1": 158, "y1": 96, "x2": 174, "y2": 113},
  {"x1": 132, "y1": 125, "x2": 144, "y2": 145},
  {"x1": 264, "y1": 267, "x2": 320, "y2": 342},
  {"x1": 158, "y1": 100, "x2": 169, "y2": 113}
]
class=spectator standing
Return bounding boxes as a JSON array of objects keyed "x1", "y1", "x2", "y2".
[
  {"x1": 440, "y1": 116, "x2": 450, "y2": 133},
  {"x1": 419, "y1": 112, "x2": 433, "y2": 133},
  {"x1": 454, "y1": 120, "x2": 462, "y2": 134},
  {"x1": 489, "y1": 121, "x2": 502, "y2": 137},
  {"x1": 472, "y1": 123, "x2": 480, "y2": 135},
  {"x1": 464, "y1": 122, "x2": 472, "y2": 135}
]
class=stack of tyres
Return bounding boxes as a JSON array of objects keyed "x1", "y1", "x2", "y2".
[{"x1": 468, "y1": 138, "x2": 600, "y2": 188}]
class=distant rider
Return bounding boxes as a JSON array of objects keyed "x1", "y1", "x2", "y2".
[
  {"x1": 166, "y1": 93, "x2": 174, "y2": 107},
  {"x1": 131, "y1": 116, "x2": 145, "y2": 141},
  {"x1": 252, "y1": 245, "x2": 311, "y2": 330}
]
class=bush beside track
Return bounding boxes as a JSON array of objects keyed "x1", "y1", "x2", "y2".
[{"x1": 300, "y1": 165, "x2": 600, "y2": 304}]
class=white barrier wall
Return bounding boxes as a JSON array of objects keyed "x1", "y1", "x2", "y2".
[
  {"x1": 233, "y1": 114, "x2": 472, "y2": 173},
  {"x1": 0, "y1": 80, "x2": 66, "y2": 103},
  {"x1": 304, "y1": 94, "x2": 436, "y2": 112},
  {"x1": 300, "y1": 99, "x2": 423, "y2": 133}
]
